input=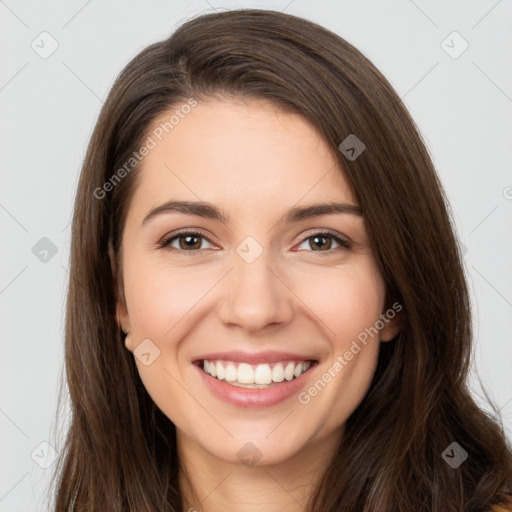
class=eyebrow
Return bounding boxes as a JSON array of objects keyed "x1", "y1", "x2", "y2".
[{"x1": 142, "y1": 200, "x2": 363, "y2": 227}]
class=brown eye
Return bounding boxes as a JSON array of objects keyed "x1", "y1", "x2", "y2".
[
  {"x1": 159, "y1": 230, "x2": 215, "y2": 253},
  {"x1": 178, "y1": 234, "x2": 202, "y2": 250},
  {"x1": 296, "y1": 232, "x2": 350, "y2": 253},
  {"x1": 309, "y1": 235, "x2": 333, "y2": 251}
]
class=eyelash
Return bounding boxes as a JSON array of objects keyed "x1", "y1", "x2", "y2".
[{"x1": 157, "y1": 229, "x2": 351, "y2": 256}]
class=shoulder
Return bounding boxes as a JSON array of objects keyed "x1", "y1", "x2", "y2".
[{"x1": 491, "y1": 504, "x2": 512, "y2": 512}]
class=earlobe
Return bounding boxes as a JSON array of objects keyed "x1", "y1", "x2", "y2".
[
  {"x1": 116, "y1": 301, "x2": 131, "y2": 335},
  {"x1": 379, "y1": 305, "x2": 403, "y2": 343},
  {"x1": 380, "y1": 322, "x2": 401, "y2": 342},
  {"x1": 124, "y1": 331, "x2": 134, "y2": 352},
  {"x1": 110, "y1": 240, "x2": 132, "y2": 340},
  {"x1": 116, "y1": 305, "x2": 133, "y2": 353}
]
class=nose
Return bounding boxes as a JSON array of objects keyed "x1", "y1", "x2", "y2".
[{"x1": 217, "y1": 248, "x2": 294, "y2": 333}]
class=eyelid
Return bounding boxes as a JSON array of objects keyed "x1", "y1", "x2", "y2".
[
  {"x1": 295, "y1": 228, "x2": 351, "y2": 246},
  {"x1": 158, "y1": 228, "x2": 217, "y2": 250},
  {"x1": 158, "y1": 228, "x2": 351, "y2": 253},
  {"x1": 293, "y1": 229, "x2": 351, "y2": 255}
]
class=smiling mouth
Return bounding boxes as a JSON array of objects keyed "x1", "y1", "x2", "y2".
[{"x1": 195, "y1": 359, "x2": 318, "y2": 389}]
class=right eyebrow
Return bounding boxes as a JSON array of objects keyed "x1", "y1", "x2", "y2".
[{"x1": 142, "y1": 200, "x2": 229, "y2": 226}]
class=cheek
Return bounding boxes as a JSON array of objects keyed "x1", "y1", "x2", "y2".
[
  {"x1": 292, "y1": 265, "x2": 386, "y2": 432},
  {"x1": 123, "y1": 256, "x2": 218, "y2": 337},
  {"x1": 121, "y1": 254, "x2": 201, "y2": 424},
  {"x1": 290, "y1": 260, "x2": 386, "y2": 347}
]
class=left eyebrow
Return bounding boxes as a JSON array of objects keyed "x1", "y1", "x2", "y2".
[
  {"x1": 277, "y1": 202, "x2": 362, "y2": 225},
  {"x1": 141, "y1": 200, "x2": 363, "y2": 227}
]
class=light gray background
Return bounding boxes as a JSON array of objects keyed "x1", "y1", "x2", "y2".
[{"x1": 1, "y1": 0, "x2": 511, "y2": 510}]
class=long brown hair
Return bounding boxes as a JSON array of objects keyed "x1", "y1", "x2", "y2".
[{"x1": 50, "y1": 8, "x2": 512, "y2": 511}]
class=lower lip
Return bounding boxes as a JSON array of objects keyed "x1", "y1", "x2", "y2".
[{"x1": 194, "y1": 361, "x2": 317, "y2": 408}]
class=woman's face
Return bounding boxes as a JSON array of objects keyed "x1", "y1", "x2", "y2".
[{"x1": 116, "y1": 97, "x2": 401, "y2": 467}]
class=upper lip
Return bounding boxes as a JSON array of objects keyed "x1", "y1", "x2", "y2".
[{"x1": 193, "y1": 351, "x2": 317, "y2": 365}]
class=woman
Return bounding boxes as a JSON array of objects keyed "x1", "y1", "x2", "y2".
[{"x1": 51, "y1": 8, "x2": 512, "y2": 512}]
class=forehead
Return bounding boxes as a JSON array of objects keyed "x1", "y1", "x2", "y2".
[{"x1": 128, "y1": 97, "x2": 357, "y2": 221}]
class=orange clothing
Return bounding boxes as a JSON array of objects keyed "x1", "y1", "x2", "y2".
[{"x1": 492, "y1": 505, "x2": 512, "y2": 512}]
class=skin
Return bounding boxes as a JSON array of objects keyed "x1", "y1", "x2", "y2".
[{"x1": 115, "y1": 97, "x2": 402, "y2": 512}]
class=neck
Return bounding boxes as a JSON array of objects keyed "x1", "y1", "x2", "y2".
[{"x1": 177, "y1": 427, "x2": 342, "y2": 512}]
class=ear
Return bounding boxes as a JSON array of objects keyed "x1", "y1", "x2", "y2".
[
  {"x1": 109, "y1": 241, "x2": 133, "y2": 352},
  {"x1": 379, "y1": 300, "x2": 403, "y2": 342}
]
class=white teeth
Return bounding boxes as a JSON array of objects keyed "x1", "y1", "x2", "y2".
[
  {"x1": 271, "y1": 363, "x2": 285, "y2": 382},
  {"x1": 216, "y1": 362, "x2": 225, "y2": 380},
  {"x1": 284, "y1": 362, "x2": 295, "y2": 381},
  {"x1": 229, "y1": 381, "x2": 277, "y2": 389},
  {"x1": 237, "y1": 363, "x2": 254, "y2": 384},
  {"x1": 201, "y1": 359, "x2": 312, "y2": 385},
  {"x1": 225, "y1": 364, "x2": 237, "y2": 382},
  {"x1": 254, "y1": 364, "x2": 272, "y2": 384}
]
